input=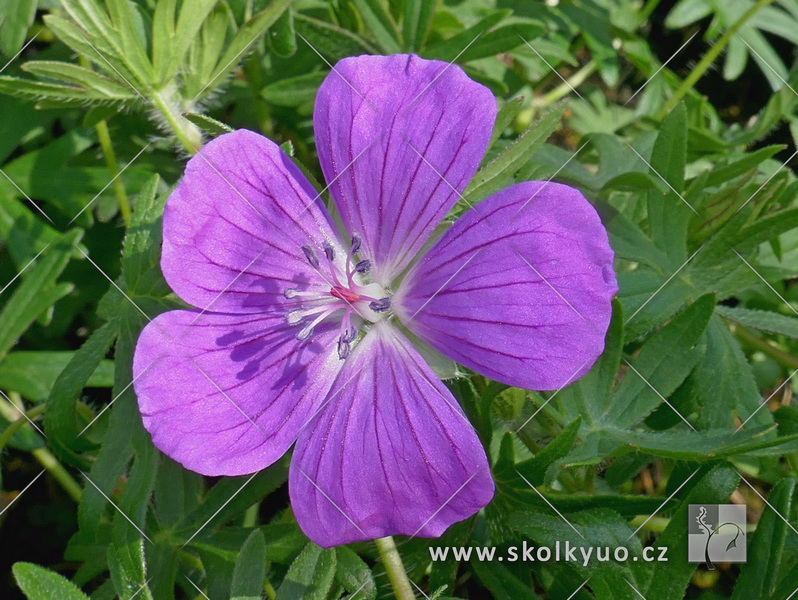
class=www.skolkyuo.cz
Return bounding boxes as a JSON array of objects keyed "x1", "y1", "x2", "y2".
[{"x1": 429, "y1": 542, "x2": 669, "y2": 566}]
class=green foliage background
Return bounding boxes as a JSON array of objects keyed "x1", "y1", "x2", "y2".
[{"x1": 1, "y1": 0, "x2": 798, "y2": 598}]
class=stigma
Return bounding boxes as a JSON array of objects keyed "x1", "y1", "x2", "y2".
[{"x1": 285, "y1": 234, "x2": 391, "y2": 359}]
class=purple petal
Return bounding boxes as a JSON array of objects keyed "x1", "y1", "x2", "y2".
[
  {"x1": 133, "y1": 310, "x2": 343, "y2": 476},
  {"x1": 289, "y1": 322, "x2": 494, "y2": 547},
  {"x1": 162, "y1": 129, "x2": 341, "y2": 313},
  {"x1": 394, "y1": 182, "x2": 618, "y2": 391},
  {"x1": 314, "y1": 54, "x2": 495, "y2": 286}
]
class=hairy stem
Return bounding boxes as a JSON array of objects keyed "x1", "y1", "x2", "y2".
[
  {"x1": 151, "y1": 90, "x2": 202, "y2": 154},
  {"x1": 658, "y1": 0, "x2": 775, "y2": 118},
  {"x1": 375, "y1": 536, "x2": 415, "y2": 600}
]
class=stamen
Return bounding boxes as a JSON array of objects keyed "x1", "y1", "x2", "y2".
[
  {"x1": 297, "y1": 307, "x2": 338, "y2": 340},
  {"x1": 302, "y1": 244, "x2": 319, "y2": 269},
  {"x1": 322, "y1": 241, "x2": 335, "y2": 262},
  {"x1": 337, "y1": 338, "x2": 351, "y2": 359},
  {"x1": 369, "y1": 297, "x2": 391, "y2": 312}
]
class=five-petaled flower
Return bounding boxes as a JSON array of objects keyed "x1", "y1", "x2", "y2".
[{"x1": 133, "y1": 54, "x2": 617, "y2": 547}]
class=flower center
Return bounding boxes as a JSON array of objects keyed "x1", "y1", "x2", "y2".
[{"x1": 285, "y1": 234, "x2": 391, "y2": 359}]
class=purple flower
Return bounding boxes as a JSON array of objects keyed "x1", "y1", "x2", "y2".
[{"x1": 133, "y1": 54, "x2": 617, "y2": 547}]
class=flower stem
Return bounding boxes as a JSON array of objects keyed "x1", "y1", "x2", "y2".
[
  {"x1": 535, "y1": 60, "x2": 597, "y2": 107},
  {"x1": 32, "y1": 447, "x2": 83, "y2": 502},
  {"x1": 0, "y1": 396, "x2": 82, "y2": 502},
  {"x1": 95, "y1": 119, "x2": 132, "y2": 227},
  {"x1": 0, "y1": 403, "x2": 44, "y2": 452},
  {"x1": 151, "y1": 90, "x2": 202, "y2": 155},
  {"x1": 733, "y1": 325, "x2": 798, "y2": 370},
  {"x1": 657, "y1": 0, "x2": 775, "y2": 119},
  {"x1": 375, "y1": 536, "x2": 414, "y2": 600}
]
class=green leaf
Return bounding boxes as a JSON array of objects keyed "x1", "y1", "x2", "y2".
[
  {"x1": 422, "y1": 10, "x2": 509, "y2": 62},
  {"x1": 199, "y1": 0, "x2": 296, "y2": 102},
  {"x1": 515, "y1": 417, "x2": 582, "y2": 486},
  {"x1": 275, "y1": 543, "x2": 337, "y2": 600},
  {"x1": 120, "y1": 174, "x2": 170, "y2": 298},
  {"x1": 558, "y1": 299, "x2": 624, "y2": 424},
  {"x1": 716, "y1": 305, "x2": 798, "y2": 339},
  {"x1": 690, "y1": 207, "x2": 798, "y2": 299},
  {"x1": 351, "y1": 0, "x2": 402, "y2": 53},
  {"x1": 12, "y1": 563, "x2": 90, "y2": 600},
  {"x1": 108, "y1": 442, "x2": 157, "y2": 600},
  {"x1": 601, "y1": 204, "x2": 671, "y2": 270},
  {"x1": 604, "y1": 294, "x2": 715, "y2": 428},
  {"x1": 0, "y1": 229, "x2": 80, "y2": 360},
  {"x1": 261, "y1": 71, "x2": 326, "y2": 107},
  {"x1": 646, "y1": 465, "x2": 740, "y2": 600},
  {"x1": 470, "y1": 560, "x2": 543, "y2": 600},
  {"x1": 45, "y1": 320, "x2": 119, "y2": 466},
  {"x1": 0, "y1": 198, "x2": 83, "y2": 266},
  {"x1": 294, "y1": 14, "x2": 378, "y2": 61},
  {"x1": 0, "y1": 351, "x2": 113, "y2": 402},
  {"x1": 402, "y1": 0, "x2": 437, "y2": 51},
  {"x1": 334, "y1": 547, "x2": 377, "y2": 600},
  {"x1": 104, "y1": 0, "x2": 153, "y2": 86},
  {"x1": 489, "y1": 97, "x2": 524, "y2": 149},
  {"x1": 182, "y1": 112, "x2": 234, "y2": 137},
  {"x1": 153, "y1": 0, "x2": 217, "y2": 86},
  {"x1": 507, "y1": 507, "x2": 648, "y2": 596},
  {"x1": 21, "y1": 61, "x2": 136, "y2": 99},
  {"x1": 231, "y1": 529, "x2": 267, "y2": 600},
  {"x1": 152, "y1": 456, "x2": 203, "y2": 529},
  {"x1": 666, "y1": 0, "x2": 713, "y2": 28},
  {"x1": 268, "y1": 6, "x2": 297, "y2": 57},
  {"x1": 646, "y1": 103, "x2": 689, "y2": 265},
  {"x1": 731, "y1": 478, "x2": 795, "y2": 600},
  {"x1": 0, "y1": 0, "x2": 37, "y2": 57},
  {"x1": 703, "y1": 145, "x2": 785, "y2": 188},
  {"x1": 675, "y1": 315, "x2": 766, "y2": 430},
  {"x1": 462, "y1": 105, "x2": 565, "y2": 205},
  {"x1": 42, "y1": 13, "x2": 138, "y2": 87},
  {"x1": 179, "y1": 457, "x2": 289, "y2": 543}
]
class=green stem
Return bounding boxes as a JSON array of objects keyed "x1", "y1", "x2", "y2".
[
  {"x1": 151, "y1": 90, "x2": 202, "y2": 154},
  {"x1": 95, "y1": 119, "x2": 132, "y2": 227},
  {"x1": 733, "y1": 325, "x2": 798, "y2": 370},
  {"x1": 0, "y1": 403, "x2": 44, "y2": 452},
  {"x1": 375, "y1": 536, "x2": 414, "y2": 600},
  {"x1": 32, "y1": 447, "x2": 82, "y2": 502},
  {"x1": 0, "y1": 397, "x2": 82, "y2": 502},
  {"x1": 535, "y1": 60, "x2": 597, "y2": 107},
  {"x1": 658, "y1": 0, "x2": 775, "y2": 119}
]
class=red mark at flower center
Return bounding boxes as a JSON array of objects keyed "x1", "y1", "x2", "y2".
[{"x1": 330, "y1": 286, "x2": 360, "y2": 304}]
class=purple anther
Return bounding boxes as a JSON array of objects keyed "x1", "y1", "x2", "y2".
[
  {"x1": 301, "y1": 244, "x2": 319, "y2": 269},
  {"x1": 369, "y1": 297, "x2": 391, "y2": 312}
]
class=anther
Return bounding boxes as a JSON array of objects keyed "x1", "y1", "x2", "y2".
[
  {"x1": 337, "y1": 338, "x2": 350, "y2": 360},
  {"x1": 350, "y1": 233, "x2": 362, "y2": 254},
  {"x1": 302, "y1": 244, "x2": 319, "y2": 269},
  {"x1": 369, "y1": 297, "x2": 391, "y2": 312},
  {"x1": 322, "y1": 241, "x2": 335, "y2": 262},
  {"x1": 354, "y1": 259, "x2": 371, "y2": 273}
]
